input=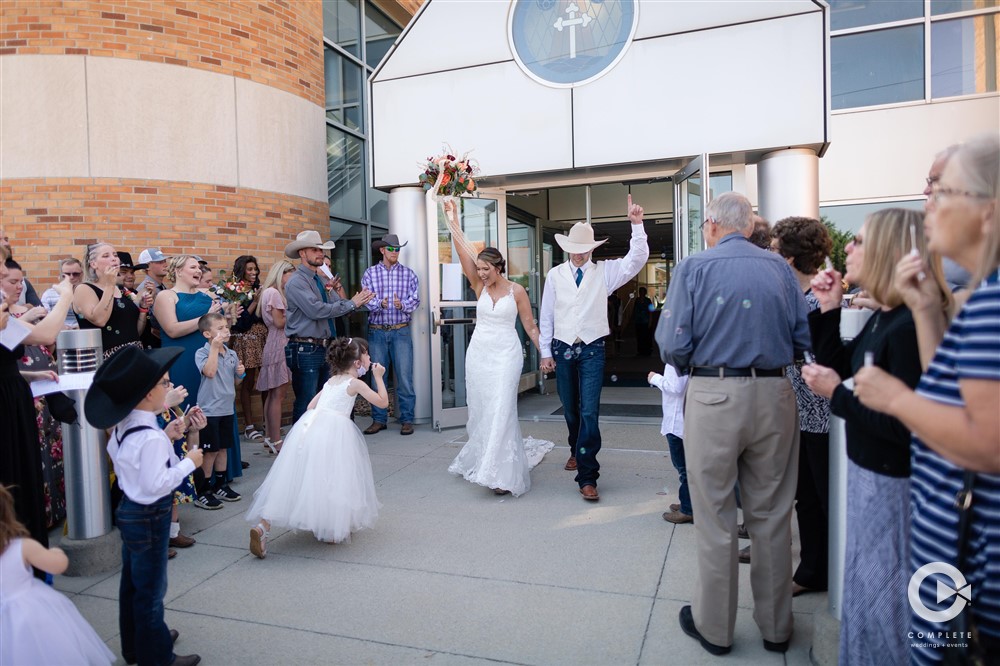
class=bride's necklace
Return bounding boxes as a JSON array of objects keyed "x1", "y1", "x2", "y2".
[{"x1": 486, "y1": 280, "x2": 507, "y2": 306}]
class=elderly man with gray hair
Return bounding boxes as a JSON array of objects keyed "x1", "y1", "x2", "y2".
[{"x1": 655, "y1": 192, "x2": 810, "y2": 656}]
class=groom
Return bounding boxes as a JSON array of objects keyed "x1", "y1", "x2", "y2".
[{"x1": 540, "y1": 195, "x2": 648, "y2": 501}]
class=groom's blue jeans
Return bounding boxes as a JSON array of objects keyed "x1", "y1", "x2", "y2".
[{"x1": 552, "y1": 338, "x2": 605, "y2": 487}]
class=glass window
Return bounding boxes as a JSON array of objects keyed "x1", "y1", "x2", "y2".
[
  {"x1": 327, "y1": 219, "x2": 368, "y2": 338},
  {"x1": 323, "y1": 0, "x2": 361, "y2": 57},
  {"x1": 708, "y1": 172, "x2": 733, "y2": 200},
  {"x1": 437, "y1": 198, "x2": 499, "y2": 302},
  {"x1": 819, "y1": 200, "x2": 925, "y2": 234},
  {"x1": 364, "y1": 4, "x2": 401, "y2": 68},
  {"x1": 932, "y1": 13, "x2": 1000, "y2": 97},
  {"x1": 832, "y1": 26, "x2": 925, "y2": 109},
  {"x1": 830, "y1": 0, "x2": 923, "y2": 31},
  {"x1": 324, "y1": 48, "x2": 364, "y2": 131},
  {"x1": 932, "y1": 0, "x2": 1000, "y2": 16},
  {"x1": 368, "y1": 187, "x2": 388, "y2": 227},
  {"x1": 327, "y1": 125, "x2": 365, "y2": 220}
]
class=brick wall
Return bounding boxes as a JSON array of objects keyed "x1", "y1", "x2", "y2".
[
  {"x1": 1, "y1": 178, "x2": 330, "y2": 285},
  {"x1": 0, "y1": 0, "x2": 324, "y2": 106}
]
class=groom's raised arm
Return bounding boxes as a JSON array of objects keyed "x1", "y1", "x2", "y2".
[{"x1": 604, "y1": 196, "x2": 649, "y2": 293}]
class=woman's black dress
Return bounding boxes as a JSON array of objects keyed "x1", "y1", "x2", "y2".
[{"x1": 0, "y1": 343, "x2": 48, "y2": 548}]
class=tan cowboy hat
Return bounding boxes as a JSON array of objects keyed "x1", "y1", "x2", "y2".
[
  {"x1": 284, "y1": 230, "x2": 336, "y2": 258},
  {"x1": 554, "y1": 222, "x2": 608, "y2": 254}
]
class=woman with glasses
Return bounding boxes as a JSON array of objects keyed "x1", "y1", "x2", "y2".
[
  {"x1": 802, "y1": 208, "x2": 951, "y2": 665},
  {"x1": 73, "y1": 243, "x2": 154, "y2": 359},
  {"x1": 855, "y1": 134, "x2": 1000, "y2": 663}
]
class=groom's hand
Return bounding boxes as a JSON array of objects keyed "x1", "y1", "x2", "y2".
[
  {"x1": 627, "y1": 193, "x2": 644, "y2": 225},
  {"x1": 540, "y1": 357, "x2": 555, "y2": 373}
]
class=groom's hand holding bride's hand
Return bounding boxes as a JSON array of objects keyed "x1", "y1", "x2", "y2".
[{"x1": 540, "y1": 357, "x2": 555, "y2": 373}]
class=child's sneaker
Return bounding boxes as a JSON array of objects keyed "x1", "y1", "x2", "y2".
[
  {"x1": 214, "y1": 484, "x2": 242, "y2": 502},
  {"x1": 194, "y1": 492, "x2": 223, "y2": 510}
]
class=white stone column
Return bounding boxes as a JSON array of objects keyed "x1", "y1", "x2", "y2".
[
  {"x1": 757, "y1": 148, "x2": 819, "y2": 222},
  {"x1": 388, "y1": 186, "x2": 431, "y2": 424}
]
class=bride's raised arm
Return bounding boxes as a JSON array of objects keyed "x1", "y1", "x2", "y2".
[{"x1": 442, "y1": 199, "x2": 483, "y2": 296}]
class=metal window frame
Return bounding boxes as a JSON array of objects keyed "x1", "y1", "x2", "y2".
[{"x1": 829, "y1": 1, "x2": 1000, "y2": 109}]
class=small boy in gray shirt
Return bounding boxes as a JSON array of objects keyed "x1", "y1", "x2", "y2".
[{"x1": 193, "y1": 312, "x2": 244, "y2": 509}]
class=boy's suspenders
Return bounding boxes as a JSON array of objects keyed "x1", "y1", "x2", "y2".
[{"x1": 113, "y1": 425, "x2": 172, "y2": 468}]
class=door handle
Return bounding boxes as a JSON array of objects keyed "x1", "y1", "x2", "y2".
[{"x1": 432, "y1": 317, "x2": 476, "y2": 334}]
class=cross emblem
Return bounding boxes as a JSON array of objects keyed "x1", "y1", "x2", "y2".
[{"x1": 553, "y1": 3, "x2": 593, "y2": 60}]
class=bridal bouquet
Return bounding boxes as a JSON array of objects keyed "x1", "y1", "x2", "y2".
[
  {"x1": 212, "y1": 273, "x2": 255, "y2": 304},
  {"x1": 418, "y1": 147, "x2": 480, "y2": 199}
]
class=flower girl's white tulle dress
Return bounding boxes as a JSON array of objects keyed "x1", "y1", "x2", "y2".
[
  {"x1": 0, "y1": 538, "x2": 114, "y2": 665},
  {"x1": 246, "y1": 378, "x2": 379, "y2": 543}
]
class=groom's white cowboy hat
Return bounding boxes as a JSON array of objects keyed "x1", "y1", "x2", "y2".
[
  {"x1": 284, "y1": 230, "x2": 337, "y2": 259},
  {"x1": 554, "y1": 222, "x2": 608, "y2": 254}
]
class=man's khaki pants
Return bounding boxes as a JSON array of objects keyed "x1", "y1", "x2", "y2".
[{"x1": 684, "y1": 375, "x2": 799, "y2": 647}]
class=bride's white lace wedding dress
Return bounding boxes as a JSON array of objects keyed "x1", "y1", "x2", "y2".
[{"x1": 448, "y1": 285, "x2": 554, "y2": 495}]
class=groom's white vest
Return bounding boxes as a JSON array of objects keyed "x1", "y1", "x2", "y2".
[{"x1": 551, "y1": 261, "x2": 609, "y2": 345}]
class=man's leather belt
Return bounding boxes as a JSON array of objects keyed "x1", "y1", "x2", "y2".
[
  {"x1": 370, "y1": 323, "x2": 409, "y2": 331},
  {"x1": 690, "y1": 366, "x2": 785, "y2": 378},
  {"x1": 289, "y1": 336, "x2": 331, "y2": 346}
]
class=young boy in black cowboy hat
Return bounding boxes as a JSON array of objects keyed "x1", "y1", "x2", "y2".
[{"x1": 85, "y1": 345, "x2": 205, "y2": 666}]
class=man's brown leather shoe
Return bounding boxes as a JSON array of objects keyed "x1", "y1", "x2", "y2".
[
  {"x1": 168, "y1": 548, "x2": 177, "y2": 560},
  {"x1": 739, "y1": 545, "x2": 751, "y2": 564},
  {"x1": 400, "y1": 423, "x2": 414, "y2": 436},
  {"x1": 670, "y1": 503, "x2": 680, "y2": 512},
  {"x1": 170, "y1": 534, "x2": 196, "y2": 548},
  {"x1": 564, "y1": 456, "x2": 577, "y2": 471},
  {"x1": 579, "y1": 485, "x2": 599, "y2": 501},
  {"x1": 363, "y1": 421, "x2": 387, "y2": 435},
  {"x1": 662, "y1": 510, "x2": 693, "y2": 524}
]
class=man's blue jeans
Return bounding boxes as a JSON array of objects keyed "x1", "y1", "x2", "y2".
[
  {"x1": 368, "y1": 325, "x2": 415, "y2": 425},
  {"x1": 117, "y1": 495, "x2": 173, "y2": 666},
  {"x1": 285, "y1": 341, "x2": 330, "y2": 422},
  {"x1": 666, "y1": 433, "x2": 693, "y2": 516},
  {"x1": 552, "y1": 338, "x2": 605, "y2": 487}
]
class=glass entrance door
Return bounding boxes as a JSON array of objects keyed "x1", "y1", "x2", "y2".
[
  {"x1": 673, "y1": 154, "x2": 709, "y2": 260},
  {"x1": 427, "y1": 191, "x2": 507, "y2": 430}
]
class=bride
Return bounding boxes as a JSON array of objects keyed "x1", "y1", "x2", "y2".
[{"x1": 442, "y1": 200, "x2": 554, "y2": 496}]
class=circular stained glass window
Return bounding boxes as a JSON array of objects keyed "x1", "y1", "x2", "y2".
[{"x1": 508, "y1": 0, "x2": 639, "y2": 88}]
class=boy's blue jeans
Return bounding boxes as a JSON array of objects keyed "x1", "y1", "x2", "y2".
[
  {"x1": 666, "y1": 433, "x2": 693, "y2": 516},
  {"x1": 117, "y1": 495, "x2": 174, "y2": 666}
]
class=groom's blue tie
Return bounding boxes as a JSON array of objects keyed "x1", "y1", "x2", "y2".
[
  {"x1": 575, "y1": 267, "x2": 583, "y2": 287},
  {"x1": 314, "y1": 273, "x2": 337, "y2": 338}
]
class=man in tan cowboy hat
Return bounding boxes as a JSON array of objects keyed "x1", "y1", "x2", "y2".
[
  {"x1": 360, "y1": 233, "x2": 420, "y2": 435},
  {"x1": 539, "y1": 194, "x2": 648, "y2": 501},
  {"x1": 283, "y1": 230, "x2": 374, "y2": 420}
]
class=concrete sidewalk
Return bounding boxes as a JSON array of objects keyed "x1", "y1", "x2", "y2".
[{"x1": 58, "y1": 408, "x2": 824, "y2": 665}]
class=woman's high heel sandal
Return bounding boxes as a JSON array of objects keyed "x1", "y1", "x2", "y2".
[{"x1": 263, "y1": 438, "x2": 282, "y2": 455}]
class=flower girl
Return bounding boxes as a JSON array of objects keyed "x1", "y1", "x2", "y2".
[
  {"x1": 246, "y1": 338, "x2": 387, "y2": 557},
  {"x1": 0, "y1": 485, "x2": 114, "y2": 665}
]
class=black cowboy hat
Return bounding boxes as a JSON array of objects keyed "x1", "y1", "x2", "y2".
[
  {"x1": 84, "y1": 346, "x2": 183, "y2": 429},
  {"x1": 372, "y1": 233, "x2": 408, "y2": 250},
  {"x1": 117, "y1": 251, "x2": 140, "y2": 270}
]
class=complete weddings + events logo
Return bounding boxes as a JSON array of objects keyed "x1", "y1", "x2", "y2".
[{"x1": 907, "y1": 562, "x2": 973, "y2": 649}]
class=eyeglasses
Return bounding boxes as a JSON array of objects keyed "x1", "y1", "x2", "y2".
[
  {"x1": 929, "y1": 186, "x2": 992, "y2": 205},
  {"x1": 62, "y1": 272, "x2": 83, "y2": 277},
  {"x1": 158, "y1": 378, "x2": 172, "y2": 388},
  {"x1": 384, "y1": 246, "x2": 401, "y2": 252},
  {"x1": 768, "y1": 245, "x2": 781, "y2": 253},
  {"x1": 698, "y1": 217, "x2": 715, "y2": 230}
]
